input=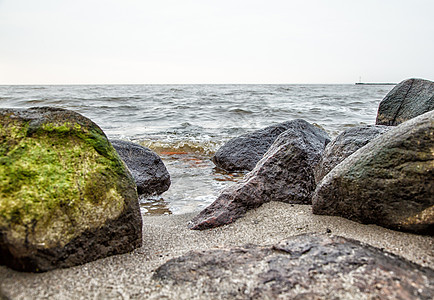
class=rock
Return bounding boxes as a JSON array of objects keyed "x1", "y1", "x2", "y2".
[
  {"x1": 212, "y1": 121, "x2": 300, "y2": 172},
  {"x1": 314, "y1": 125, "x2": 391, "y2": 183},
  {"x1": 152, "y1": 233, "x2": 434, "y2": 299},
  {"x1": 312, "y1": 110, "x2": 434, "y2": 234},
  {"x1": 111, "y1": 140, "x2": 170, "y2": 196},
  {"x1": 0, "y1": 287, "x2": 7, "y2": 300},
  {"x1": 376, "y1": 78, "x2": 434, "y2": 126},
  {"x1": 0, "y1": 107, "x2": 142, "y2": 272},
  {"x1": 189, "y1": 119, "x2": 330, "y2": 230}
]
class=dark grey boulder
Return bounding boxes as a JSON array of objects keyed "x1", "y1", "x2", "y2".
[
  {"x1": 189, "y1": 119, "x2": 330, "y2": 230},
  {"x1": 111, "y1": 140, "x2": 170, "y2": 196},
  {"x1": 314, "y1": 125, "x2": 391, "y2": 183},
  {"x1": 212, "y1": 121, "x2": 300, "y2": 172},
  {"x1": 376, "y1": 78, "x2": 434, "y2": 126},
  {"x1": 313, "y1": 110, "x2": 434, "y2": 234},
  {"x1": 153, "y1": 233, "x2": 434, "y2": 299}
]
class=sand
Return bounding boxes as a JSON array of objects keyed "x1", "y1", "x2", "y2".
[{"x1": 1, "y1": 202, "x2": 433, "y2": 299}]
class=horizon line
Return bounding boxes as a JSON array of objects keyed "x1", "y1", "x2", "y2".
[{"x1": 0, "y1": 82, "x2": 392, "y2": 86}]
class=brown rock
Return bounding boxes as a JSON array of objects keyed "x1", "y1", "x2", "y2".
[
  {"x1": 189, "y1": 119, "x2": 330, "y2": 230},
  {"x1": 153, "y1": 233, "x2": 434, "y2": 299}
]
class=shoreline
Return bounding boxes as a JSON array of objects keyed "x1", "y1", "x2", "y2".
[{"x1": 1, "y1": 202, "x2": 433, "y2": 299}]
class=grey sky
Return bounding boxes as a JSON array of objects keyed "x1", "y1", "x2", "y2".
[{"x1": 1, "y1": 0, "x2": 433, "y2": 84}]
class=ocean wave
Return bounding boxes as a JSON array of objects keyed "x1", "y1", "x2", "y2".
[{"x1": 137, "y1": 139, "x2": 222, "y2": 156}]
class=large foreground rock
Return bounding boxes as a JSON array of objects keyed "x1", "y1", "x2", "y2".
[
  {"x1": 111, "y1": 140, "x2": 170, "y2": 196},
  {"x1": 314, "y1": 125, "x2": 391, "y2": 183},
  {"x1": 313, "y1": 110, "x2": 434, "y2": 234},
  {"x1": 376, "y1": 78, "x2": 434, "y2": 126},
  {"x1": 190, "y1": 119, "x2": 330, "y2": 230},
  {"x1": 153, "y1": 233, "x2": 434, "y2": 299},
  {"x1": 212, "y1": 121, "x2": 300, "y2": 172},
  {"x1": 0, "y1": 107, "x2": 142, "y2": 272}
]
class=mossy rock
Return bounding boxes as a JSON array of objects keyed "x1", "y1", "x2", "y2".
[{"x1": 0, "y1": 107, "x2": 142, "y2": 272}]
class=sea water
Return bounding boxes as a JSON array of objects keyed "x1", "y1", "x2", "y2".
[{"x1": 0, "y1": 84, "x2": 394, "y2": 215}]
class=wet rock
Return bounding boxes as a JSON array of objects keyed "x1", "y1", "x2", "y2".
[
  {"x1": 376, "y1": 78, "x2": 434, "y2": 126},
  {"x1": 313, "y1": 110, "x2": 434, "y2": 234},
  {"x1": 0, "y1": 107, "x2": 142, "y2": 272},
  {"x1": 111, "y1": 140, "x2": 170, "y2": 196},
  {"x1": 190, "y1": 119, "x2": 330, "y2": 230},
  {"x1": 314, "y1": 125, "x2": 391, "y2": 183},
  {"x1": 153, "y1": 233, "x2": 434, "y2": 299},
  {"x1": 212, "y1": 121, "x2": 299, "y2": 172}
]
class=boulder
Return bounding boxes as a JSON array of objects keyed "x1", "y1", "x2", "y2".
[
  {"x1": 312, "y1": 110, "x2": 434, "y2": 234},
  {"x1": 189, "y1": 119, "x2": 330, "y2": 230},
  {"x1": 212, "y1": 121, "x2": 300, "y2": 172},
  {"x1": 376, "y1": 78, "x2": 434, "y2": 126},
  {"x1": 314, "y1": 125, "x2": 391, "y2": 183},
  {"x1": 153, "y1": 233, "x2": 434, "y2": 299},
  {"x1": 111, "y1": 140, "x2": 170, "y2": 196},
  {"x1": 0, "y1": 107, "x2": 142, "y2": 272}
]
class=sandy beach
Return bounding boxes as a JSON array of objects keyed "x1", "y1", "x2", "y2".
[{"x1": 1, "y1": 202, "x2": 433, "y2": 299}]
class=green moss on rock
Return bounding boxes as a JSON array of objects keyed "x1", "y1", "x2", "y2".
[{"x1": 0, "y1": 107, "x2": 139, "y2": 252}]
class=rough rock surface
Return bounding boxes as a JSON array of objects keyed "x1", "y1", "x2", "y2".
[
  {"x1": 376, "y1": 78, "x2": 434, "y2": 126},
  {"x1": 190, "y1": 119, "x2": 330, "y2": 230},
  {"x1": 212, "y1": 121, "x2": 300, "y2": 172},
  {"x1": 313, "y1": 110, "x2": 434, "y2": 234},
  {"x1": 153, "y1": 233, "x2": 434, "y2": 299},
  {"x1": 0, "y1": 107, "x2": 142, "y2": 272},
  {"x1": 111, "y1": 139, "x2": 170, "y2": 196},
  {"x1": 314, "y1": 125, "x2": 391, "y2": 183}
]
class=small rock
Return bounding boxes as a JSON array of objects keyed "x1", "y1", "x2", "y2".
[{"x1": 111, "y1": 140, "x2": 170, "y2": 196}]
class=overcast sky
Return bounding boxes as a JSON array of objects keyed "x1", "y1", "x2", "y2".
[{"x1": 0, "y1": 0, "x2": 433, "y2": 84}]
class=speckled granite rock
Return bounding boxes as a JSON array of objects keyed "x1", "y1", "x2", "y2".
[
  {"x1": 313, "y1": 110, "x2": 434, "y2": 234},
  {"x1": 153, "y1": 233, "x2": 434, "y2": 299}
]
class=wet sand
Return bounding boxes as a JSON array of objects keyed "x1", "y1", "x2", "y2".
[{"x1": 1, "y1": 202, "x2": 433, "y2": 299}]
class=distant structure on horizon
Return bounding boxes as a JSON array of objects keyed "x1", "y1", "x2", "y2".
[
  {"x1": 355, "y1": 82, "x2": 397, "y2": 85},
  {"x1": 355, "y1": 76, "x2": 396, "y2": 85}
]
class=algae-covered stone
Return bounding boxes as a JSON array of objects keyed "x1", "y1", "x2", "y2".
[{"x1": 0, "y1": 107, "x2": 142, "y2": 272}]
